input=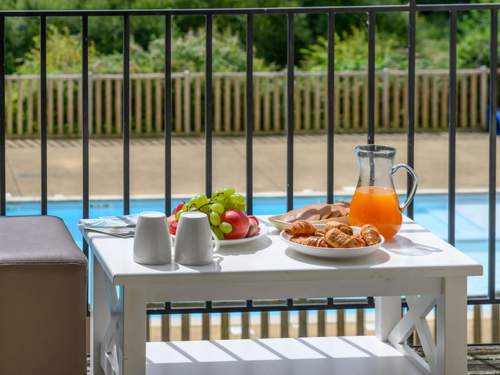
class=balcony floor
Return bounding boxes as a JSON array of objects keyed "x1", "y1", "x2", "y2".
[{"x1": 85, "y1": 345, "x2": 500, "y2": 374}]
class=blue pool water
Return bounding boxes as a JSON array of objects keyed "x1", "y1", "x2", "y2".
[{"x1": 5, "y1": 193, "x2": 500, "y2": 297}]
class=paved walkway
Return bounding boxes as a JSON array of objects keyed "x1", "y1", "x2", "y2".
[{"x1": 4, "y1": 133, "x2": 499, "y2": 199}]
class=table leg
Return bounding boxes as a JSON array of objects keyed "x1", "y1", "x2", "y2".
[
  {"x1": 436, "y1": 276, "x2": 467, "y2": 375},
  {"x1": 92, "y1": 255, "x2": 110, "y2": 375},
  {"x1": 375, "y1": 296, "x2": 401, "y2": 341},
  {"x1": 119, "y1": 286, "x2": 147, "y2": 375}
]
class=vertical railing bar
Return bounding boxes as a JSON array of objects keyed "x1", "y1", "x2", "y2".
[
  {"x1": 164, "y1": 14, "x2": 172, "y2": 215},
  {"x1": 123, "y1": 15, "x2": 130, "y2": 215},
  {"x1": 488, "y1": 9, "x2": 497, "y2": 300},
  {"x1": 286, "y1": 12, "x2": 294, "y2": 211},
  {"x1": 82, "y1": 16, "x2": 89, "y2": 262},
  {"x1": 448, "y1": 11, "x2": 457, "y2": 246},
  {"x1": 40, "y1": 15, "x2": 48, "y2": 214},
  {"x1": 407, "y1": 0, "x2": 416, "y2": 219},
  {"x1": 205, "y1": 14, "x2": 213, "y2": 197},
  {"x1": 0, "y1": 16, "x2": 5, "y2": 216},
  {"x1": 246, "y1": 14, "x2": 254, "y2": 214},
  {"x1": 326, "y1": 12, "x2": 335, "y2": 204},
  {"x1": 367, "y1": 11, "x2": 376, "y2": 144}
]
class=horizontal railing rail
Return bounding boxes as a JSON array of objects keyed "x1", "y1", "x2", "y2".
[
  {"x1": 0, "y1": 1, "x2": 497, "y2": 345},
  {"x1": 2, "y1": 67, "x2": 495, "y2": 138}
]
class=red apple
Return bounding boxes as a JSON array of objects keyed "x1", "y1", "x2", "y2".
[{"x1": 221, "y1": 210, "x2": 249, "y2": 239}]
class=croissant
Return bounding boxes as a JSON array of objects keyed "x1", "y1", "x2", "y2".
[
  {"x1": 343, "y1": 234, "x2": 366, "y2": 248},
  {"x1": 324, "y1": 228, "x2": 351, "y2": 248},
  {"x1": 360, "y1": 224, "x2": 380, "y2": 245},
  {"x1": 291, "y1": 235, "x2": 328, "y2": 247},
  {"x1": 324, "y1": 221, "x2": 353, "y2": 235},
  {"x1": 286, "y1": 220, "x2": 317, "y2": 236}
]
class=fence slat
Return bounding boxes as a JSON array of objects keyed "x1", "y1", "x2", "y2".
[
  {"x1": 480, "y1": 66, "x2": 488, "y2": 130},
  {"x1": 460, "y1": 75, "x2": 467, "y2": 128},
  {"x1": 353, "y1": 76, "x2": 360, "y2": 129},
  {"x1": 317, "y1": 310, "x2": 326, "y2": 337},
  {"x1": 202, "y1": 313, "x2": 210, "y2": 340},
  {"x1": 470, "y1": 73, "x2": 478, "y2": 130},
  {"x1": 161, "y1": 314, "x2": 170, "y2": 341},
  {"x1": 242, "y1": 312, "x2": 250, "y2": 339},
  {"x1": 47, "y1": 79, "x2": 53, "y2": 134},
  {"x1": 135, "y1": 78, "x2": 142, "y2": 134},
  {"x1": 492, "y1": 304, "x2": 499, "y2": 342},
  {"x1": 356, "y1": 309, "x2": 365, "y2": 335},
  {"x1": 432, "y1": 76, "x2": 439, "y2": 130},
  {"x1": 78, "y1": 79, "x2": 82, "y2": 134},
  {"x1": 403, "y1": 76, "x2": 408, "y2": 130},
  {"x1": 261, "y1": 311, "x2": 269, "y2": 338},
  {"x1": 6, "y1": 79, "x2": 12, "y2": 135},
  {"x1": 181, "y1": 314, "x2": 190, "y2": 341},
  {"x1": 215, "y1": 76, "x2": 221, "y2": 133},
  {"x1": 304, "y1": 76, "x2": 310, "y2": 131},
  {"x1": 95, "y1": 79, "x2": 101, "y2": 135},
  {"x1": 337, "y1": 309, "x2": 345, "y2": 336},
  {"x1": 299, "y1": 310, "x2": 307, "y2": 337},
  {"x1": 314, "y1": 76, "x2": 321, "y2": 130},
  {"x1": 221, "y1": 313, "x2": 230, "y2": 339},
  {"x1": 441, "y1": 76, "x2": 448, "y2": 129},
  {"x1": 392, "y1": 76, "x2": 400, "y2": 129},
  {"x1": 280, "y1": 311, "x2": 289, "y2": 337},
  {"x1": 57, "y1": 79, "x2": 63, "y2": 134},
  {"x1": 145, "y1": 78, "x2": 152, "y2": 134},
  {"x1": 294, "y1": 76, "x2": 301, "y2": 130},
  {"x1": 184, "y1": 72, "x2": 191, "y2": 134},
  {"x1": 104, "y1": 79, "x2": 112, "y2": 134},
  {"x1": 263, "y1": 78, "x2": 270, "y2": 132},
  {"x1": 224, "y1": 76, "x2": 231, "y2": 133},
  {"x1": 422, "y1": 75, "x2": 429, "y2": 129},
  {"x1": 273, "y1": 76, "x2": 281, "y2": 131},
  {"x1": 17, "y1": 79, "x2": 23, "y2": 135},
  {"x1": 115, "y1": 79, "x2": 122, "y2": 135},
  {"x1": 234, "y1": 78, "x2": 241, "y2": 132},
  {"x1": 343, "y1": 76, "x2": 349, "y2": 130},
  {"x1": 27, "y1": 79, "x2": 33, "y2": 135},
  {"x1": 195, "y1": 77, "x2": 201, "y2": 133},
  {"x1": 254, "y1": 77, "x2": 261, "y2": 132},
  {"x1": 155, "y1": 79, "x2": 162, "y2": 133},
  {"x1": 473, "y1": 304, "x2": 482, "y2": 343},
  {"x1": 383, "y1": 70, "x2": 390, "y2": 129},
  {"x1": 175, "y1": 77, "x2": 181, "y2": 133},
  {"x1": 363, "y1": 75, "x2": 368, "y2": 130},
  {"x1": 67, "y1": 79, "x2": 74, "y2": 134}
]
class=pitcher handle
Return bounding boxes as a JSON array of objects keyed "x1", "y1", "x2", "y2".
[
  {"x1": 391, "y1": 163, "x2": 418, "y2": 212},
  {"x1": 211, "y1": 231, "x2": 220, "y2": 253}
]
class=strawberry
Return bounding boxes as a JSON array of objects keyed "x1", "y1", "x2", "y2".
[
  {"x1": 169, "y1": 220, "x2": 178, "y2": 235},
  {"x1": 172, "y1": 202, "x2": 184, "y2": 215}
]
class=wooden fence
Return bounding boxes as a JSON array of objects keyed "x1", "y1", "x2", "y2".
[
  {"x1": 4, "y1": 67, "x2": 494, "y2": 138},
  {"x1": 143, "y1": 301, "x2": 499, "y2": 345}
]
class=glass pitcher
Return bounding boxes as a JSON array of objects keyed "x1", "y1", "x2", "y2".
[{"x1": 349, "y1": 145, "x2": 418, "y2": 240}]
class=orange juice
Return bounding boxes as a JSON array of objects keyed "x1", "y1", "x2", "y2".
[{"x1": 349, "y1": 186, "x2": 402, "y2": 240}]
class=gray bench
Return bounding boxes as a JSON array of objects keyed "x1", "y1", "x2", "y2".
[{"x1": 0, "y1": 216, "x2": 87, "y2": 375}]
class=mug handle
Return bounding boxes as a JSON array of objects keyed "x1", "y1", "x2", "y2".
[
  {"x1": 391, "y1": 163, "x2": 418, "y2": 212},
  {"x1": 211, "y1": 231, "x2": 220, "y2": 253}
]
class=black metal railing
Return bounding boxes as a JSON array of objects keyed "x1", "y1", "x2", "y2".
[{"x1": 0, "y1": 2, "x2": 497, "y2": 318}]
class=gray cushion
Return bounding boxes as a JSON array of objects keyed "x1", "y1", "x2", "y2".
[{"x1": 0, "y1": 215, "x2": 86, "y2": 265}]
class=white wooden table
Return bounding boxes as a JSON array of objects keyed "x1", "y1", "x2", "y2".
[{"x1": 85, "y1": 217, "x2": 482, "y2": 375}]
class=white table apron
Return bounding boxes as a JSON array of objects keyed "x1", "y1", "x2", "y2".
[{"x1": 85, "y1": 217, "x2": 481, "y2": 375}]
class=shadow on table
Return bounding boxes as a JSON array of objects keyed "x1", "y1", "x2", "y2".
[
  {"x1": 217, "y1": 236, "x2": 273, "y2": 256},
  {"x1": 284, "y1": 248, "x2": 390, "y2": 267},
  {"x1": 383, "y1": 235, "x2": 443, "y2": 256}
]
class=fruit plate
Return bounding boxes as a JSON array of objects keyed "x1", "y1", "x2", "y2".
[
  {"x1": 218, "y1": 224, "x2": 268, "y2": 246},
  {"x1": 280, "y1": 227, "x2": 384, "y2": 259}
]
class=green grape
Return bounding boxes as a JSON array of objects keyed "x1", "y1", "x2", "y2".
[
  {"x1": 209, "y1": 211, "x2": 221, "y2": 226},
  {"x1": 211, "y1": 226, "x2": 224, "y2": 240},
  {"x1": 231, "y1": 193, "x2": 245, "y2": 203},
  {"x1": 210, "y1": 203, "x2": 225, "y2": 214},
  {"x1": 223, "y1": 187, "x2": 236, "y2": 197},
  {"x1": 220, "y1": 221, "x2": 233, "y2": 234},
  {"x1": 199, "y1": 205, "x2": 210, "y2": 214},
  {"x1": 229, "y1": 194, "x2": 246, "y2": 211},
  {"x1": 191, "y1": 194, "x2": 209, "y2": 208}
]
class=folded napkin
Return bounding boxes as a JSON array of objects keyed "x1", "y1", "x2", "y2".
[{"x1": 80, "y1": 215, "x2": 138, "y2": 229}]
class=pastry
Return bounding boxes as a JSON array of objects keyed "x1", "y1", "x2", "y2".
[
  {"x1": 324, "y1": 221, "x2": 353, "y2": 235},
  {"x1": 286, "y1": 220, "x2": 317, "y2": 236},
  {"x1": 360, "y1": 224, "x2": 380, "y2": 245},
  {"x1": 291, "y1": 235, "x2": 328, "y2": 247},
  {"x1": 343, "y1": 234, "x2": 366, "y2": 248},
  {"x1": 324, "y1": 228, "x2": 351, "y2": 248}
]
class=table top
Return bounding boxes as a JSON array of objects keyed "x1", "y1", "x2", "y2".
[{"x1": 85, "y1": 216, "x2": 482, "y2": 285}]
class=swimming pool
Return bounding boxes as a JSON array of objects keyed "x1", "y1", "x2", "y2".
[{"x1": 5, "y1": 193, "x2": 499, "y2": 296}]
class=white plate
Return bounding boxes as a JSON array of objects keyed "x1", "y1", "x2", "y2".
[
  {"x1": 280, "y1": 226, "x2": 384, "y2": 259},
  {"x1": 171, "y1": 224, "x2": 268, "y2": 246},
  {"x1": 219, "y1": 224, "x2": 268, "y2": 246}
]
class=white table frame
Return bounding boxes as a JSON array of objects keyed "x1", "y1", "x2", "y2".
[{"x1": 87, "y1": 218, "x2": 481, "y2": 375}]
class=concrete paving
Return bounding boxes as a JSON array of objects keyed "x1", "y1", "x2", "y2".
[{"x1": 4, "y1": 133, "x2": 500, "y2": 200}]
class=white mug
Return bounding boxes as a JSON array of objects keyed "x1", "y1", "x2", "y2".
[
  {"x1": 133, "y1": 212, "x2": 172, "y2": 265},
  {"x1": 174, "y1": 212, "x2": 219, "y2": 266}
]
